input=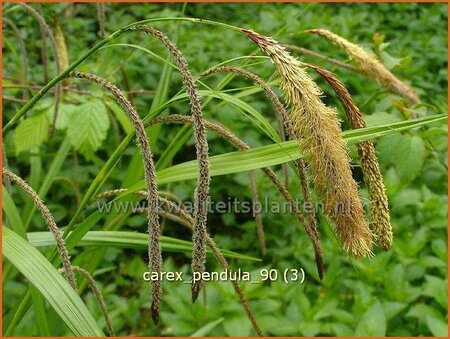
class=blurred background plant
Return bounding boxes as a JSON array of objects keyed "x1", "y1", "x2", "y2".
[{"x1": 2, "y1": 2, "x2": 447, "y2": 336}]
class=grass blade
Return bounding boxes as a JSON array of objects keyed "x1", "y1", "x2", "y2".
[
  {"x1": 27, "y1": 231, "x2": 261, "y2": 262},
  {"x1": 2, "y1": 226, "x2": 104, "y2": 336},
  {"x1": 125, "y1": 114, "x2": 447, "y2": 193}
]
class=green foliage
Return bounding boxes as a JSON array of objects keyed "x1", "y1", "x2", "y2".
[
  {"x1": 2, "y1": 2, "x2": 447, "y2": 337},
  {"x1": 65, "y1": 99, "x2": 110, "y2": 157},
  {"x1": 2, "y1": 227, "x2": 104, "y2": 336},
  {"x1": 14, "y1": 111, "x2": 48, "y2": 154}
]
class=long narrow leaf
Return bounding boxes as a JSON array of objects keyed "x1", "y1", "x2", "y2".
[
  {"x1": 2, "y1": 226, "x2": 104, "y2": 336},
  {"x1": 125, "y1": 114, "x2": 447, "y2": 193},
  {"x1": 27, "y1": 231, "x2": 261, "y2": 262}
]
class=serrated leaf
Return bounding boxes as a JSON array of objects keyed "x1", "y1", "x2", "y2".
[
  {"x1": 355, "y1": 301, "x2": 386, "y2": 336},
  {"x1": 223, "y1": 316, "x2": 251, "y2": 336},
  {"x1": 426, "y1": 315, "x2": 448, "y2": 337},
  {"x1": 394, "y1": 134, "x2": 426, "y2": 184},
  {"x1": 381, "y1": 51, "x2": 403, "y2": 70},
  {"x1": 14, "y1": 112, "x2": 49, "y2": 154},
  {"x1": 422, "y1": 275, "x2": 447, "y2": 309},
  {"x1": 49, "y1": 103, "x2": 78, "y2": 130},
  {"x1": 66, "y1": 99, "x2": 110, "y2": 156}
]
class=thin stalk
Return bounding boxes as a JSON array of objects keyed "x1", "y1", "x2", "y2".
[
  {"x1": 202, "y1": 66, "x2": 290, "y2": 186},
  {"x1": 60, "y1": 266, "x2": 114, "y2": 336},
  {"x1": 2, "y1": 145, "x2": 12, "y2": 195},
  {"x1": 148, "y1": 115, "x2": 324, "y2": 278},
  {"x1": 68, "y1": 71, "x2": 162, "y2": 324},
  {"x1": 94, "y1": 189, "x2": 263, "y2": 336},
  {"x1": 16, "y1": 2, "x2": 62, "y2": 137},
  {"x1": 97, "y1": 2, "x2": 106, "y2": 37},
  {"x1": 284, "y1": 44, "x2": 357, "y2": 71},
  {"x1": 36, "y1": 4, "x2": 49, "y2": 82},
  {"x1": 248, "y1": 171, "x2": 266, "y2": 255},
  {"x1": 3, "y1": 18, "x2": 29, "y2": 100}
]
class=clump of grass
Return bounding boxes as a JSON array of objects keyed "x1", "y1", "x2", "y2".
[
  {"x1": 96, "y1": 2, "x2": 106, "y2": 37},
  {"x1": 126, "y1": 24, "x2": 211, "y2": 303},
  {"x1": 67, "y1": 71, "x2": 162, "y2": 323},
  {"x1": 308, "y1": 28, "x2": 419, "y2": 104},
  {"x1": 60, "y1": 266, "x2": 114, "y2": 336},
  {"x1": 309, "y1": 64, "x2": 392, "y2": 249},
  {"x1": 94, "y1": 189, "x2": 263, "y2": 336},
  {"x1": 2, "y1": 167, "x2": 77, "y2": 290},
  {"x1": 16, "y1": 2, "x2": 62, "y2": 137},
  {"x1": 242, "y1": 29, "x2": 372, "y2": 258},
  {"x1": 148, "y1": 115, "x2": 324, "y2": 278}
]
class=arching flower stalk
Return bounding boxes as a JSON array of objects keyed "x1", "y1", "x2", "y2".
[
  {"x1": 242, "y1": 29, "x2": 373, "y2": 258},
  {"x1": 308, "y1": 28, "x2": 419, "y2": 104},
  {"x1": 67, "y1": 71, "x2": 162, "y2": 323},
  {"x1": 308, "y1": 64, "x2": 392, "y2": 249},
  {"x1": 202, "y1": 65, "x2": 290, "y2": 187},
  {"x1": 126, "y1": 25, "x2": 211, "y2": 303},
  {"x1": 147, "y1": 115, "x2": 324, "y2": 278},
  {"x1": 60, "y1": 266, "x2": 114, "y2": 336},
  {"x1": 2, "y1": 167, "x2": 77, "y2": 290},
  {"x1": 94, "y1": 189, "x2": 263, "y2": 336}
]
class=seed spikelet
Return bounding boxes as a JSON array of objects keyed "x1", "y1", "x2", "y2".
[
  {"x1": 309, "y1": 28, "x2": 419, "y2": 104},
  {"x1": 243, "y1": 29, "x2": 372, "y2": 257},
  {"x1": 310, "y1": 65, "x2": 392, "y2": 250}
]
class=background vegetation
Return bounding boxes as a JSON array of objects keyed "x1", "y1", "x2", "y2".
[{"x1": 2, "y1": 2, "x2": 448, "y2": 336}]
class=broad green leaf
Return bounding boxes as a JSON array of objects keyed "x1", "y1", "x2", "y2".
[
  {"x1": 50, "y1": 103, "x2": 78, "y2": 130},
  {"x1": 224, "y1": 316, "x2": 252, "y2": 336},
  {"x1": 191, "y1": 318, "x2": 224, "y2": 337},
  {"x1": 422, "y1": 275, "x2": 447, "y2": 309},
  {"x1": 426, "y1": 314, "x2": 448, "y2": 337},
  {"x1": 364, "y1": 111, "x2": 400, "y2": 127},
  {"x1": 395, "y1": 134, "x2": 426, "y2": 183},
  {"x1": 355, "y1": 301, "x2": 386, "y2": 336},
  {"x1": 2, "y1": 226, "x2": 104, "y2": 336},
  {"x1": 14, "y1": 112, "x2": 48, "y2": 154},
  {"x1": 66, "y1": 99, "x2": 110, "y2": 156},
  {"x1": 27, "y1": 231, "x2": 261, "y2": 262}
]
